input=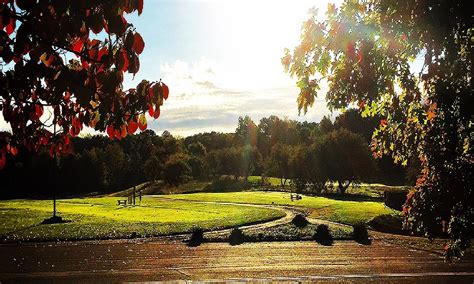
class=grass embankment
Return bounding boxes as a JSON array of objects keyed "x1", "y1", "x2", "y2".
[
  {"x1": 159, "y1": 191, "x2": 399, "y2": 225},
  {"x1": 0, "y1": 196, "x2": 284, "y2": 242}
]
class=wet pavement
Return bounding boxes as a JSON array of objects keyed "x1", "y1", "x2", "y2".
[{"x1": 1, "y1": 239, "x2": 473, "y2": 283}]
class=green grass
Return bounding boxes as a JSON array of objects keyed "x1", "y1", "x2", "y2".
[
  {"x1": 0, "y1": 196, "x2": 284, "y2": 242},
  {"x1": 159, "y1": 191, "x2": 397, "y2": 225},
  {"x1": 344, "y1": 183, "x2": 409, "y2": 198},
  {"x1": 248, "y1": 176, "x2": 285, "y2": 186}
]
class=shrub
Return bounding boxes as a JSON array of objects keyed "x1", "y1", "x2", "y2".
[
  {"x1": 353, "y1": 223, "x2": 371, "y2": 244},
  {"x1": 188, "y1": 227, "x2": 204, "y2": 247},
  {"x1": 313, "y1": 224, "x2": 333, "y2": 245},
  {"x1": 368, "y1": 214, "x2": 404, "y2": 234},
  {"x1": 291, "y1": 214, "x2": 309, "y2": 228},
  {"x1": 229, "y1": 227, "x2": 245, "y2": 245}
]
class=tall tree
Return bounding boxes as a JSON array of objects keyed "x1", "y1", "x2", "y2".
[
  {"x1": 265, "y1": 143, "x2": 293, "y2": 188},
  {"x1": 283, "y1": 0, "x2": 472, "y2": 258},
  {"x1": 235, "y1": 115, "x2": 257, "y2": 147}
]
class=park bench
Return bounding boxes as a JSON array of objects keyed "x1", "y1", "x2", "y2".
[{"x1": 117, "y1": 199, "x2": 127, "y2": 206}]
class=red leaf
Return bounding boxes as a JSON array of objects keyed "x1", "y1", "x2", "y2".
[
  {"x1": 39, "y1": 136, "x2": 48, "y2": 146},
  {"x1": 121, "y1": 125, "x2": 127, "y2": 138},
  {"x1": 162, "y1": 82, "x2": 169, "y2": 100},
  {"x1": 64, "y1": 135, "x2": 70, "y2": 146},
  {"x1": 132, "y1": 32, "x2": 145, "y2": 55},
  {"x1": 120, "y1": 49, "x2": 129, "y2": 72},
  {"x1": 6, "y1": 18, "x2": 15, "y2": 36},
  {"x1": 127, "y1": 119, "x2": 138, "y2": 134},
  {"x1": 35, "y1": 105, "x2": 44, "y2": 120},
  {"x1": 137, "y1": 0, "x2": 144, "y2": 15},
  {"x1": 153, "y1": 106, "x2": 160, "y2": 119},
  {"x1": 69, "y1": 127, "x2": 77, "y2": 137},
  {"x1": 81, "y1": 58, "x2": 89, "y2": 69},
  {"x1": 97, "y1": 48, "x2": 108, "y2": 61},
  {"x1": 148, "y1": 105, "x2": 154, "y2": 116},
  {"x1": 71, "y1": 39, "x2": 84, "y2": 54},
  {"x1": 10, "y1": 146, "x2": 18, "y2": 156},
  {"x1": 106, "y1": 125, "x2": 115, "y2": 139},
  {"x1": 0, "y1": 154, "x2": 6, "y2": 170},
  {"x1": 114, "y1": 129, "x2": 122, "y2": 140}
]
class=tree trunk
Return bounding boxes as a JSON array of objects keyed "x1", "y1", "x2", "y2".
[{"x1": 338, "y1": 180, "x2": 351, "y2": 194}]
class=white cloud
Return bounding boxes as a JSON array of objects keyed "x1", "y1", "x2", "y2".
[{"x1": 146, "y1": 58, "x2": 333, "y2": 136}]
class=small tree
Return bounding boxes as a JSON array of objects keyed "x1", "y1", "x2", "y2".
[
  {"x1": 264, "y1": 143, "x2": 292, "y2": 188},
  {"x1": 163, "y1": 154, "x2": 191, "y2": 186},
  {"x1": 143, "y1": 155, "x2": 162, "y2": 184},
  {"x1": 240, "y1": 145, "x2": 262, "y2": 181},
  {"x1": 319, "y1": 129, "x2": 374, "y2": 193}
]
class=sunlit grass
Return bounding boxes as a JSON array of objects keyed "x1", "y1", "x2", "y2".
[
  {"x1": 248, "y1": 175, "x2": 284, "y2": 186},
  {"x1": 0, "y1": 197, "x2": 284, "y2": 242},
  {"x1": 159, "y1": 191, "x2": 397, "y2": 225}
]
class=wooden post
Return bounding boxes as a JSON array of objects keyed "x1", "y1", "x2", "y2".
[{"x1": 133, "y1": 185, "x2": 136, "y2": 205}]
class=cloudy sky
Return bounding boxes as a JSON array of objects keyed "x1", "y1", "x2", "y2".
[
  {"x1": 120, "y1": 0, "x2": 345, "y2": 136},
  {"x1": 1, "y1": 0, "x2": 342, "y2": 136}
]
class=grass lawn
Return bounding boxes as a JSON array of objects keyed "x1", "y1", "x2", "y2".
[
  {"x1": 0, "y1": 196, "x2": 284, "y2": 242},
  {"x1": 248, "y1": 176, "x2": 286, "y2": 187},
  {"x1": 159, "y1": 191, "x2": 399, "y2": 225}
]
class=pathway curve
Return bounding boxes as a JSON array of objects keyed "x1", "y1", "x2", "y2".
[
  {"x1": 155, "y1": 196, "x2": 454, "y2": 257},
  {"x1": 150, "y1": 197, "x2": 303, "y2": 239}
]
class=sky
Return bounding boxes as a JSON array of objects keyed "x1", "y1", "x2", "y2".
[
  {"x1": 0, "y1": 0, "x2": 342, "y2": 136},
  {"x1": 120, "y1": 0, "x2": 343, "y2": 136}
]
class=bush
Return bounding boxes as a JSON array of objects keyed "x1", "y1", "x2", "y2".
[
  {"x1": 291, "y1": 214, "x2": 309, "y2": 228},
  {"x1": 188, "y1": 227, "x2": 204, "y2": 247},
  {"x1": 368, "y1": 214, "x2": 404, "y2": 234},
  {"x1": 353, "y1": 223, "x2": 371, "y2": 244},
  {"x1": 313, "y1": 224, "x2": 333, "y2": 245},
  {"x1": 229, "y1": 227, "x2": 245, "y2": 245}
]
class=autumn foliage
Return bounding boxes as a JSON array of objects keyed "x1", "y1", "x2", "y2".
[
  {"x1": 284, "y1": 1, "x2": 472, "y2": 259},
  {"x1": 0, "y1": 0, "x2": 169, "y2": 169}
]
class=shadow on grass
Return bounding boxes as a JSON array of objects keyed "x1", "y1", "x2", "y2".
[
  {"x1": 311, "y1": 192, "x2": 382, "y2": 202},
  {"x1": 1, "y1": 217, "x2": 69, "y2": 242}
]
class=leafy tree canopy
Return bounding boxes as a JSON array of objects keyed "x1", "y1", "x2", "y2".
[
  {"x1": 283, "y1": 0, "x2": 472, "y2": 259},
  {"x1": 0, "y1": 0, "x2": 169, "y2": 169}
]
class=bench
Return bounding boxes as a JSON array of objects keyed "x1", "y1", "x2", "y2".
[{"x1": 117, "y1": 200, "x2": 127, "y2": 206}]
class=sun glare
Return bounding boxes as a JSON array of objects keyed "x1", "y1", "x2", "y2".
[{"x1": 202, "y1": 0, "x2": 337, "y2": 89}]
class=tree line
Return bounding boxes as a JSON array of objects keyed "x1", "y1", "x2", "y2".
[{"x1": 0, "y1": 109, "x2": 412, "y2": 198}]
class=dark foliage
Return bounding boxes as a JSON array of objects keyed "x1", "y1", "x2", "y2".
[
  {"x1": 352, "y1": 224, "x2": 371, "y2": 245},
  {"x1": 384, "y1": 191, "x2": 408, "y2": 211},
  {"x1": 229, "y1": 227, "x2": 245, "y2": 245},
  {"x1": 313, "y1": 224, "x2": 333, "y2": 246},
  {"x1": 188, "y1": 227, "x2": 204, "y2": 247},
  {"x1": 291, "y1": 214, "x2": 309, "y2": 228}
]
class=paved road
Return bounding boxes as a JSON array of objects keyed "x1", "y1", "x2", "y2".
[{"x1": 1, "y1": 239, "x2": 473, "y2": 283}]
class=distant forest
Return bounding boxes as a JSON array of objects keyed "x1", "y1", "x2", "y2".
[{"x1": 1, "y1": 109, "x2": 416, "y2": 198}]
